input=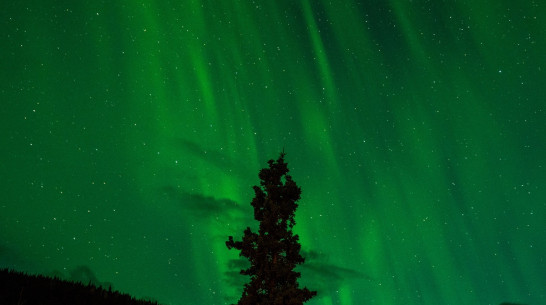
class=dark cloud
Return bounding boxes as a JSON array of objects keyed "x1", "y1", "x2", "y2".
[
  {"x1": 162, "y1": 186, "x2": 248, "y2": 219},
  {"x1": 300, "y1": 250, "x2": 371, "y2": 280},
  {"x1": 69, "y1": 265, "x2": 101, "y2": 286},
  {"x1": 302, "y1": 261, "x2": 368, "y2": 281},
  {"x1": 227, "y1": 258, "x2": 250, "y2": 270},
  {"x1": 223, "y1": 249, "x2": 372, "y2": 300},
  {"x1": 48, "y1": 265, "x2": 113, "y2": 289},
  {"x1": 298, "y1": 250, "x2": 374, "y2": 297}
]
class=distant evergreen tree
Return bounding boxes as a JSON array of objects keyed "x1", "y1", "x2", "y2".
[{"x1": 226, "y1": 152, "x2": 317, "y2": 305}]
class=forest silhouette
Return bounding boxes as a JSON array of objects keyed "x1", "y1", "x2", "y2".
[{"x1": 0, "y1": 268, "x2": 158, "y2": 305}]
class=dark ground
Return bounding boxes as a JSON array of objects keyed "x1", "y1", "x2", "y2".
[{"x1": 0, "y1": 268, "x2": 159, "y2": 305}]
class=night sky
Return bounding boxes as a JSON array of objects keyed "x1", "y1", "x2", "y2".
[{"x1": 1, "y1": 1, "x2": 545, "y2": 305}]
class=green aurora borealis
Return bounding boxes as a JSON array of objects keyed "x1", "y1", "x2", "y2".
[{"x1": 1, "y1": 1, "x2": 545, "y2": 304}]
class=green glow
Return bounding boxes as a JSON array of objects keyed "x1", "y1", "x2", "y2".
[{"x1": 1, "y1": 1, "x2": 545, "y2": 305}]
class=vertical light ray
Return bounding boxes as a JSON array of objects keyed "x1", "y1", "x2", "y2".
[{"x1": 301, "y1": 0, "x2": 338, "y2": 105}]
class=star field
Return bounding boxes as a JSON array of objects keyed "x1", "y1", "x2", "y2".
[{"x1": 1, "y1": 1, "x2": 545, "y2": 304}]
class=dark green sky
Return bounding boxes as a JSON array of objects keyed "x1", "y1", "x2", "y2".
[{"x1": 1, "y1": 1, "x2": 545, "y2": 304}]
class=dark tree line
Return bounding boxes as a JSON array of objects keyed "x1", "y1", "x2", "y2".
[
  {"x1": 227, "y1": 152, "x2": 317, "y2": 305},
  {"x1": 0, "y1": 268, "x2": 157, "y2": 305}
]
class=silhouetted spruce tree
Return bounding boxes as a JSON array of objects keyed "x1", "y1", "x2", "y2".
[{"x1": 226, "y1": 152, "x2": 317, "y2": 305}]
